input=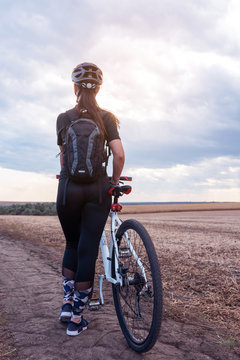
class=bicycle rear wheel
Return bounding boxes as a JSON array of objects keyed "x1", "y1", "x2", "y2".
[{"x1": 112, "y1": 219, "x2": 163, "y2": 352}]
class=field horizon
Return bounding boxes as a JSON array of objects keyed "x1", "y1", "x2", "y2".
[{"x1": 1, "y1": 201, "x2": 240, "y2": 215}]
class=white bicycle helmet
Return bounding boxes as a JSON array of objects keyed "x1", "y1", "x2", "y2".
[{"x1": 72, "y1": 62, "x2": 103, "y2": 89}]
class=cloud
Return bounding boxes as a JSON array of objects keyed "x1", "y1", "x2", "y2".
[
  {"x1": 0, "y1": 0, "x2": 239, "y2": 201},
  {"x1": 125, "y1": 156, "x2": 240, "y2": 202},
  {"x1": 0, "y1": 167, "x2": 57, "y2": 202}
]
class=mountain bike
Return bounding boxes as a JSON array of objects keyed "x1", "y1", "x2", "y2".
[{"x1": 89, "y1": 176, "x2": 163, "y2": 353}]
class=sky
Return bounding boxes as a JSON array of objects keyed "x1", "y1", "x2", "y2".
[{"x1": 0, "y1": 0, "x2": 240, "y2": 202}]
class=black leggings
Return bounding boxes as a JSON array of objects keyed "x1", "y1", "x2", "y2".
[{"x1": 56, "y1": 176, "x2": 111, "y2": 282}]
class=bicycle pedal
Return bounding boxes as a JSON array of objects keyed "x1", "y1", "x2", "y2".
[{"x1": 88, "y1": 297, "x2": 101, "y2": 311}]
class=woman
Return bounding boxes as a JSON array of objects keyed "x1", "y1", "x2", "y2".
[{"x1": 56, "y1": 62, "x2": 125, "y2": 336}]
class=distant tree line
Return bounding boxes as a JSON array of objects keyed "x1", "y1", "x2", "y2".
[{"x1": 0, "y1": 202, "x2": 57, "y2": 216}]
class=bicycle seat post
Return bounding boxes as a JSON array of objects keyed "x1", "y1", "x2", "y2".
[{"x1": 114, "y1": 194, "x2": 119, "y2": 205}]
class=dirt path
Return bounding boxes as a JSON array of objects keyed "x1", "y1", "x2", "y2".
[{"x1": 0, "y1": 233, "x2": 239, "y2": 360}]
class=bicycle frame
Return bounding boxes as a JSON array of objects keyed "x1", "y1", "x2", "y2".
[
  {"x1": 99, "y1": 210, "x2": 122, "y2": 304},
  {"x1": 99, "y1": 209, "x2": 148, "y2": 305}
]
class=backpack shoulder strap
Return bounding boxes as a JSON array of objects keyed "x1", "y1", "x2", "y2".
[
  {"x1": 65, "y1": 108, "x2": 80, "y2": 122},
  {"x1": 100, "y1": 111, "x2": 112, "y2": 160}
]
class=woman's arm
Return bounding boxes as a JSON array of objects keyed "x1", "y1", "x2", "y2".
[
  {"x1": 59, "y1": 146, "x2": 64, "y2": 169},
  {"x1": 109, "y1": 139, "x2": 125, "y2": 185}
]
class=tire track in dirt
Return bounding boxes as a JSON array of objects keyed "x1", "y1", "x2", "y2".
[{"x1": 0, "y1": 234, "x2": 238, "y2": 360}]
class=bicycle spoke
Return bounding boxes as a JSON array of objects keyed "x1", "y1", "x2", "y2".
[
  {"x1": 118, "y1": 231, "x2": 154, "y2": 339},
  {"x1": 112, "y1": 219, "x2": 162, "y2": 352},
  {"x1": 118, "y1": 289, "x2": 141, "y2": 317}
]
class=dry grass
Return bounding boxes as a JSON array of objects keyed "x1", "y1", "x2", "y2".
[
  {"x1": 120, "y1": 209, "x2": 240, "y2": 350},
  {"x1": 121, "y1": 202, "x2": 240, "y2": 214},
  {"x1": 0, "y1": 311, "x2": 18, "y2": 360},
  {"x1": 0, "y1": 204, "x2": 240, "y2": 352}
]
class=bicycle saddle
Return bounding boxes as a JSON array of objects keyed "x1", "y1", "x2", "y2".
[{"x1": 108, "y1": 185, "x2": 132, "y2": 197}]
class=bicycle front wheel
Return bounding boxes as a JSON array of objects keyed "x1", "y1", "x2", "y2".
[{"x1": 112, "y1": 219, "x2": 163, "y2": 352}]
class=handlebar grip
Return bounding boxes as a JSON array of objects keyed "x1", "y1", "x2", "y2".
[
  {"x1": 108, "y1": 176, "x2": 132, "y2": 182},
  {"x1": 120, "y1": 176, "x2": 132, "y2": 181}
]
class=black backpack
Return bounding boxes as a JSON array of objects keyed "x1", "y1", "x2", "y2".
[{"x1": 64, "y1": 110, "x2": 109, "y2": 183}]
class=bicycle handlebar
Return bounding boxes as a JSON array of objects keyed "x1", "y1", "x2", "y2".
[{"x1": 119, "y1": 176, "x2": 132, "y2": 181}]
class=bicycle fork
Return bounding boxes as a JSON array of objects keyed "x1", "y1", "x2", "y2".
[{"x1": 98, "y1": 229, "x2": 122, "y2": 305}]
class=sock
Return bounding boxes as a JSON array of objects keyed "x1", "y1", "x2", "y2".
[
  {"x1": 62, "y1": 276, "x2": 75, "y2": 302},
  {"x1": 72, "y1": 287, "x2": 92, "y2": 317}
]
